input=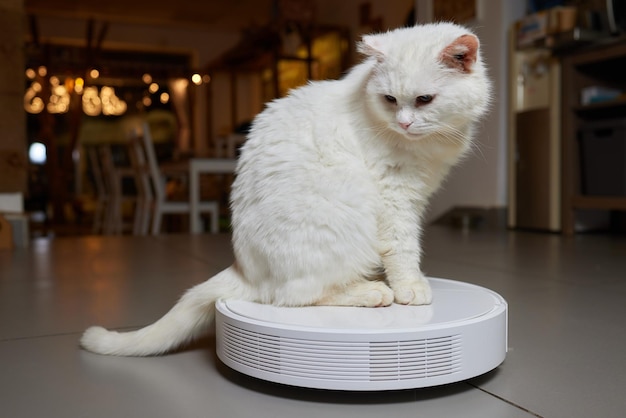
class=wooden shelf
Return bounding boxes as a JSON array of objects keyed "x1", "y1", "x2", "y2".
[
  {"x1": 573, "y1": 97, "x2": 626, "y2": 119},
  {"x1": 572, "y1": 195, "x2": 626, "y2": 210},
  {"x1": 560, "y1": 40, "x2": 626, "y2": 234}
]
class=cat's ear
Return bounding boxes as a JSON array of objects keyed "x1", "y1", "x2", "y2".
[
  {"x1": 357, "y1": 34, "x2": 386, "y2": 61},
  {"x1": 440, "y1": 34, "x2": 479, "y2": 73}
]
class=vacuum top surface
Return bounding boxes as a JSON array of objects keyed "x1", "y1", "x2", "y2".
[{"x1": 220, "y1": 278, "x2": 505, "y2": 332}]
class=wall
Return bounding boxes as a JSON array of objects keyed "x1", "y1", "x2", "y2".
[
  {"x1": 0, "y1": 0, "x2": 27, "y2": 193},
  {"x1": 416, "y1": 0, "x2": 526, "y2": 221}
]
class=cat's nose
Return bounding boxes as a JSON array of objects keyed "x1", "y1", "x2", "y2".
[{"x1": 399, "y1": 121, "x2": 412, "y2": 130}]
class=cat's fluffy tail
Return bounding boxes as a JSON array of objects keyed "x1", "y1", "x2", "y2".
[{"x1": 80, "y1": 265, "x2": 245, "y2": 356}]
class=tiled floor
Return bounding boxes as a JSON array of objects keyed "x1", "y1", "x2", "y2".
[{"x1": 1, "y1": 226, "x2": 625, "y2": 417}]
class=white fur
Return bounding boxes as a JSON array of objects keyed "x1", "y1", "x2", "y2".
[{"x1": 80, "y1": 23, "x2": 491, "y2": 356}]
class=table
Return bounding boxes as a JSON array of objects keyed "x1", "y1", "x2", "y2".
[{"x1": 189, "y1": 158, "x2": 237, "y2": 234}]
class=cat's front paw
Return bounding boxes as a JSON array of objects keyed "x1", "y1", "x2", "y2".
[{"x1": 392, "y1": 278, "x2": 432, "y2": 305}]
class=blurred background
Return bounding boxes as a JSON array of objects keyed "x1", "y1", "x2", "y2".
[{"x1": 2, "y1": 0, "x2": 625, "y2": 242}]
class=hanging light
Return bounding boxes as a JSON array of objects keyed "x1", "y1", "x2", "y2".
[
  {"x1": 100, "y1": 86, "x2": 127, "y2": 116},
  {"x1": 82, "y1": 86, "x2": 102, "y2": 116},
  {"x1": 74, "y1": 77, "x2": 84, "y2": 94},
  {"x1": 24, "y1": 87, "x2": 44, "y2": 114},
  {"x1": 23, "y1": 71, "x2": 127, "y2": 116},
  {"x1": 47, "y1": 83, "x2": 70, "y2": 114}
]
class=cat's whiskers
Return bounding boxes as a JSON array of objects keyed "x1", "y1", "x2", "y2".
[
  {"x1": 359, "y1": 123, "x2": 398, "y2": 143},
  {"x1": 359, "y1": 120, "x2": 484, "y2": 165},
  {"x1": 436, "y1": 122, "x2": 487, "y2": 163},
  {"x1": 434, "y1": 123, "x2": 466, "y2": 145}
]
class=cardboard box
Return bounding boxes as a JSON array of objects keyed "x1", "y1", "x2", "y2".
[{"x1": 516, "y1": 7, "x2": 577, "y2": 48}]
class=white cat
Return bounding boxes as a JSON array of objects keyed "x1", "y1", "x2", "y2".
[{"x1": 81, "y1": 22, "x2": 491, "y2": 356}]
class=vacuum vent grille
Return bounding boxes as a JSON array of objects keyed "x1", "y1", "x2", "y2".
[{"x1": 220, "y1": 323, "x2": 462, "y2": 382}]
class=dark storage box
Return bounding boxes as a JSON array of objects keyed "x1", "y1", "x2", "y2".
[{"x1": 578, "y1": 119, "x2": 626, "y2": 196}]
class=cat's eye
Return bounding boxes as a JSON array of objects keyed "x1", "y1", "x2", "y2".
[
  {"x1": 384, "y1": 95, "x2": 397, "y2": 104},
  {"x1": 416, "y1": 95, "x2": 434, "y2": 104}
]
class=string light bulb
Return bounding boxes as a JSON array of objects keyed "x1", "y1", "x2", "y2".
[{"x1": 74, "y1": 77, "x2": 84, "y2": 94}]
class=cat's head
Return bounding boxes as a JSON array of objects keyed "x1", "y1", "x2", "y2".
[{"x1": 358, "y1": 23, "x2": 491, "y2": 143}]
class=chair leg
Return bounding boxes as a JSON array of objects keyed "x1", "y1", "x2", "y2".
[
  {"x1": 151, "y1": 207, "x2": 162, "y2": 235},
  {"x1": 102, "y1": 197, "x2": 113, "y2": 235},
  {"x1": 113, "y1": 199, "x2": 123, "y2": 235},
  {"x1": 132, "y1": 199, "x2": 142, "y2": 236},
  {"x1": 92, "y1": 198, "x2": 104, "y2": 234},
  {"x1": 210, "y1": 205, "x2": 219, "y2": 233},
  {"x1": 105, "y1": 194, "x2": 121, "y2": 235},
  {"x1": 140, "y1": 198, "x2": 152, "y2": 236}
]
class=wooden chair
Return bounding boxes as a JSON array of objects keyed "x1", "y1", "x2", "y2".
[
  {"x1": 127, "y1": 139, "x2": 154, "y2": 236},
  {"x1": 138, "y1": 123, "x2": 219, "y2": 235},
  {"x1": 98, "y1": 144, "x2": 148, "y2": 235},
  {"x1": 85, "y1": 145, "x2": 109, "y2": 234}
]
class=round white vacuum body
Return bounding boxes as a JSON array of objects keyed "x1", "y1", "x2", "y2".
[{"x1": 216, "y1": 277, "x2": 507, "y2": 391}]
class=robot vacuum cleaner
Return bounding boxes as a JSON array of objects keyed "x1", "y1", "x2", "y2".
[{"x1": 216, "y1": 277, "x2": 507, "y2": 391}]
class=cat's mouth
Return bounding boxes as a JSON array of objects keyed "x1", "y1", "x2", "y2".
[
  {"x1": 391, "y1": 121, "x2": 435, "y2": 139},
  {"x1": 395, "y1": 126, "x2": 430, "y2": 140},
  {"x1": 403, "y1": 131, "x2": 423, "y2": 139}
]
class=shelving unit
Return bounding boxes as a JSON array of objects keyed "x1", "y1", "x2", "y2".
[
  {"x1": 507, "y1": 42, "x2": 561, "y2": 232},
  {"x1": 560, "y1": 39, "x2": 626, "y2": 234}
]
